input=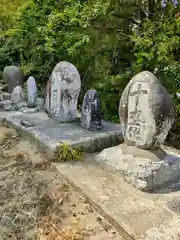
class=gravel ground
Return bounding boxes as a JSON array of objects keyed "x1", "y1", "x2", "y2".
[{"x1": 0, "y1": 127, "x2": 121, "y2": 240}]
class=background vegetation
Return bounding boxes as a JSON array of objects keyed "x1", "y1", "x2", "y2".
[{"x1": 0, "y1": 0, "x2": 179, "y2": 132}]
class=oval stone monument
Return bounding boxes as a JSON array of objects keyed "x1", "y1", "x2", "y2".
[
  {"x1": 45, "y1": 61, "x2": 81, "y2": 122},
  {"x1": 119, "y1": 71, "x2": 174, "y2": 149},
  {"x1": 80, "y1": 90, "x2": 102, "y2": 131},
  {"x1": 3, "y1": 66, "x2": 24, "y2": 93}
]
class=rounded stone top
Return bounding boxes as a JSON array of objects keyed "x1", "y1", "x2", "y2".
[
  {"x1": 119, "y1": 71, "x2": 175, "y2": 149},
  {"x1": 52, "y1": 61, "x2": 81, "y2": 87},
  {"x1": 3, "y1": 65, "x2": 24, "y2": 93},
  {"x1": 27, "y1": 76, "x2": 36, "y2": 81}
]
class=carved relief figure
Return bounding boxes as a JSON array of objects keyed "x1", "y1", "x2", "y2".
[
  {"x1": 80, "y1": 90, "x2": 102, "y2": 130},
  {"x1": 119, "y1": 71, "x2": 174, "y2": 149},
  {"x1": 45, "y1": 61, "x2": 81, "y2": 122}
]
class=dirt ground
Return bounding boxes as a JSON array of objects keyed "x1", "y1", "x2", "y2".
[{"x1": 0, "y1": 127, "x2": 120, "y2": 240}]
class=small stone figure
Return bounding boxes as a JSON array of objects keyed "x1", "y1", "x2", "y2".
[
  {"x1": 45, "y1": 61, "x2": 81, "y2": 122},
  {"x1": 119, "y1": 71, "x2": 174, "y2": 149},
  {"x1": 27, "y1": 76, "x2": 37, "y2": 108},
  {"x1": 3, "y1": 66, "x2": 24, "y2": 93},
  {"x1": 80, "y1": 90, "x2": 102, "y2": 131},
  {"x1": 11, "y1": 86, "x2": 25, "y2": 104}
]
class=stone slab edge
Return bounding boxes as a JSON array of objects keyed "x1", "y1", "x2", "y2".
[
  {"x1": 1, "y1": 116, "x2": 123, "y2": 160},
  {"x1": 54, "y1": 163, "x2": 135, "y2": 240},
  {"x1": 2, "y1": 116, "x2": 58, "y2": 159}
]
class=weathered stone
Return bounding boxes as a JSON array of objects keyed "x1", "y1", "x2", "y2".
[
  {"x1": 0, "y1": 100, "x2": 12, "y2": 108},
  {"x1": 3, "y1": 112, "x2": 122, "y2": 159},
  {"x1": 120, "y1": 144, "x2": 167, "y2": 161},
  {"x1": 3, "y1": 66, "x2": 24, "y2": 93},
  {"x1": 27, "y1": 76, "x2": 37, "y2": 108},
  {"x1": 96, "y1": 144, "x2": 180, "y2": 191},
  {"x1": 4, "y1": 105, "x2": 12, "y2": 111},
  {"x1": 13, "y1": 101, "x2": 27, "y2": 110},
  {"x1": 45, "y1": 61, "x2": 81, "y2": 122},
  {"x1": 80, "y1": 90, "x2": 102, "y2": 131},
  {"x1": 19, "y1": 107, "x2": 39, "y2": 114},
  {"x1": 36, "y1": 97, "x2": 44, "y2": 107},
  {"x1": 2, "y1": 92, "x2": 11, "y2": 100},
  {"x1": 119, "y1": 71, "x2": 174, "y2": 149},
  {"x1": 44, "y1": 76, "x2": 51, "y2": 115},
  {"x1": 20, "y1": 120, "x2": 35, "y2": 127},
  {"x1": 0, "y1": 100, "x2": 13, "y2": 111},
  {"x1": 11, "y1": 86, "x2": 25, "y2": 104}
]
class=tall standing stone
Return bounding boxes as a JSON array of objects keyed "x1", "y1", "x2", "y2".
[
  {"x1": 45, "y1": 61, "x2": 81, "y2": 122},
  {"x1": 80, "y1": 90, "x2": 102, "y2": 130},
  {"x1": 27, "y1": 76, "x2": 37, "y2": 108},
  {"x1": 119, "y1": 71, "x2": 174, "y2": 149},
  {"x1": 3, "y1": 66, "x2": 24, "y2": 93},
  {"x1": 44, "y1": 75, "x2": 52, "y2": 115}
]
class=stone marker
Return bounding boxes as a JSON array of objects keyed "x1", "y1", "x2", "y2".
[
  {"x1": 80, "y1": 90, "x2": 102, "y2": 130},
  {"x1": 119, "y1": 71, "x2": 174, "y2": 150},
  {"x1": 96, "y1": 71, "x2": 177, "y2": 191},
  {"x1": 19, "y1": 107, "x2": 39, "y2": 114},
  {"x1": 27, "y1": 76, "x2": 37, "y2": 108},
  {"x1": 45, "y1": 61, "x2": 81, "y2": 122},
  {"x1": 3, "y1": 66, "x2": 24, "y2": 93},
  {"x1": 11, "y1": 86, "x2": 25, "y2": 104},
  {"x1": 44, "y1": 76, "x2": 51, "y2": 115}
]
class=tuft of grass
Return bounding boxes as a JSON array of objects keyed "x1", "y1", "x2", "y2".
[{"x1": 56, "y1": 142, "x2": 84, "y2": 162}]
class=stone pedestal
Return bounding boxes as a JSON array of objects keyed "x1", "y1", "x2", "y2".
[
  {"x1": 96, "y1": 144, "x2": 180, "y2": 191},
  {"x1": 120, "y1": 144, "x2": 167, "y2": 161}
]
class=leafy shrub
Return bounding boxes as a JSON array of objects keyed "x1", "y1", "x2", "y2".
[{"x1": 56, "y1": 142, "x2": 84, "y2": 162}]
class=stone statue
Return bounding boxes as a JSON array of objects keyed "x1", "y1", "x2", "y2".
[
  {"x1": 119, "y1": 71, "x2": 174, "y2": 151},
  {"x1": 80, "y1": 90, "x2": 102, "y2": 130},
  {"x1": 45, "y1": 61, "x2": 81, "y2": 122}
]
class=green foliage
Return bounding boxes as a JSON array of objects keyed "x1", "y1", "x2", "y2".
[
  {"x1": 56, "y1": 142, "x2": 84, "y2": 162},
  {"x1": 0, "y1": 0, "x2": 139, "y2": 120},
  {"x1": 132, "y1": 3, "x2": 180, "y2": 94},
  {"x1": 0, "y1": 0, "x2": 25, "y2": 30},
  {"x1": 0, "y1": 0, "x2": 180, "y2": 129},
  {"x1": 132, "y1": 2, "x2": 180, "y2": 127}
]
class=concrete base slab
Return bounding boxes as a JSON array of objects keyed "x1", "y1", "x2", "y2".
[
  {"x1": 0, "y1": 110, "x2": 123, "y2": 159},
  {"x1": 95, "y1": 144, "x2": 180, "y2": 191},
  {"x1": 55, "y1": 159, "x2": 180, "y2": 240},
  {"x1": 0, "y1": 110, "x2": 23, "y2": 121}
]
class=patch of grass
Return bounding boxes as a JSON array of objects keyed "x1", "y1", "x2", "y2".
[{"x1": 56, "y1": 142, "x2": 84, "y2": 162}]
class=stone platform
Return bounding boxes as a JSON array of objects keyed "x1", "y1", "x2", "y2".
[
  {"x1": 55, "y1": 156, "x2": 180, "y2": 240},
  {"x1": 0, "y1": 110, "x2": 123, "y2": 159},
  {"x1": 95, "y1": 144, "x2": 180, "y2": 191}
]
